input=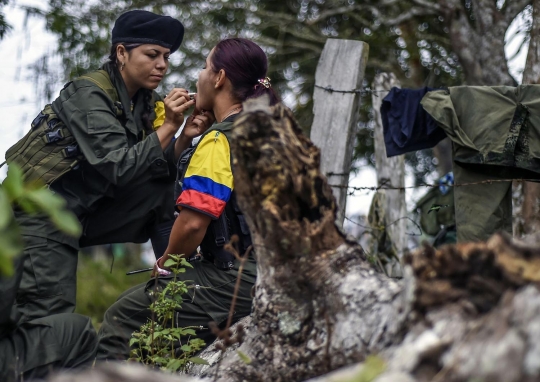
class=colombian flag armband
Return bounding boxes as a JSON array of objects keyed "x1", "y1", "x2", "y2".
[{"x1": 176, "y1": 132, "x2": 233, "y2": 219}]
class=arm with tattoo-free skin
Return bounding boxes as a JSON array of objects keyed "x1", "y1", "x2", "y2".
[{"x1": 152, "y1": 208, "x2": 211, "y2": 276}]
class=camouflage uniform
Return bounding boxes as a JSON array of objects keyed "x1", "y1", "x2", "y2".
[
  {"x1": 0, "y1": 254, "x2": 97, "y2": 381},
  {"x1": 422, "y1": 86, "x2": 540, "y2": 242},
  {"x1": 13, "y1": 62, "x2": 176, "y2": 322}
]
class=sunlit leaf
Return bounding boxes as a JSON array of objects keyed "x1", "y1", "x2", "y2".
[
  {"x1": 237, "y1": 350, "x2": 252, "y2": 365},
  {"x1": 25, "y1": 188, "x2": 66, "y2": 212},
  {"x1": 2, "y1": 165, "x2": 24, "y2": 201},
  {"x1": 188, "y1": 356, "x2": 209, "y2": 365},
  {"x1": 0, "y1": 188, "x2": 22, "y2": 276},
  {"x1": 48, "y1": 209, "x2": 81, "y2": 237},
  {"x1": 181, "y1": 328, "x2": 196, "y2": 336},
  {"x1": 166, "y1": 358, "x2": 183, "y2": 371},
  {"x1": 0, "y1": 188, "x2": 13, "y2": 230},
  {"x1": 164, "y1": 258, "x2": 176, "y2": 267}
]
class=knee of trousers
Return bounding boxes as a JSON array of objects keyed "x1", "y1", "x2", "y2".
[{"x1": 46, "y1": 314, "x2": 97, "y2": 353}]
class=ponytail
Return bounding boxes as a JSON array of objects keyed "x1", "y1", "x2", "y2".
[{"x1": 140, "y1": 89, "x2": 154, "y2": 135}]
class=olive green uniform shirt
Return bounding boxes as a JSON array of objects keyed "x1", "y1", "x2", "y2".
[
  {"x1": 421, "y1": 85, "x2": 540, "y2": 179},
  {"x1": 50, "y1": 63, "x2": 177, "y2": 219},
  {"x1": 420, "y1": 86, "x2": 540, "y2": 242}
]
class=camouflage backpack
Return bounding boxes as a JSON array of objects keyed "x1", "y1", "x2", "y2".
[{"x1": 3, "y1": 70, "x2": 123, "y2": 185}]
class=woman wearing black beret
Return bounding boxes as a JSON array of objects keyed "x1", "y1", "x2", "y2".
[{"x1": 3, "y1": 9, "x2": 213, "y2": 330}]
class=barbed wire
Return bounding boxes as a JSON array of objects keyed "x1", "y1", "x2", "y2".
[
  {"x1": 314, "y1": 84, "x2": 448, "y2": 97},
  {"x1": 344, "y1": 215, "x2": 423, "y2": 237},
  {"x1": 328, "y1": 177, "x2": 539, "y2": 192},
  {"x1": 314, "y1": 84, "x2": 390, "y2": 97}
]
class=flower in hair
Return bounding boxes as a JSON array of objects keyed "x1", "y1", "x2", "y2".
[{"x1": 257, "y1": 77, "x2": 271, "y2": 89}]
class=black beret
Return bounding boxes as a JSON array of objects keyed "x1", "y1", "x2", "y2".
[{"x1": 112, "y1": 10, "x2": 184, "y2": 53}]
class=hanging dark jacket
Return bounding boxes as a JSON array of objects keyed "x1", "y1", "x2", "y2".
[{"x1": 381, "y1": 87, "x2": 447, "y2": 157}]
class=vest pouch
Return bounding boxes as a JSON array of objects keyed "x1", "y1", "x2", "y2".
[
  {"x1": 4, "y1": 70, "x2": 122, "y2": 186},
  {"x1": 5, "y1": 104, "x2": 84, "y2": 185}
]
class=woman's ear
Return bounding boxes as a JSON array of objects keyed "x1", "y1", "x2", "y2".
[
  {"x1": 215, "y1": 69, "x2": 227, "y2": 89},
  {"x1": 116, "y1": 44, "x2": 127, "y2": 62}
]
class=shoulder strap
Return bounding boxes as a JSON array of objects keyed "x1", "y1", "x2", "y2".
[{"x1": 78, "y1": 70, "x2": 120, "y2": 104}]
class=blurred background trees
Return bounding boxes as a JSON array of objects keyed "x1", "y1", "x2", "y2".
[
  {"x1": 1, "y1": 0, "x2": 537, "y2": 324},
  {"x1": 0, "y1": 0, "x2": 12, "y2": 39},
  {"x1": 24, "y1": 0, "x2": 530, "y2": 182}
]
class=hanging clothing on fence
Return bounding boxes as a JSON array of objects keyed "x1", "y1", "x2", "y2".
[
  {"x1": 381, "y1": 87, "x2": 447, "y2": 157},
  {"x1": 421, "y1": 85, "x2": 540, "y2": 242},
  {"x1": 421, "y1": 85, "x2": 540, "y2": 178}
]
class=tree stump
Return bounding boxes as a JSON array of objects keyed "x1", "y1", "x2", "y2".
[
  {"x1": 193, "y1": 96, "x2": 540, "y2": 382},
  {"x1": 194, "y1": 96, "x2": 407, "y2": 381},
  {"x1": 50, "y1": 96, "x2": 540, "y2": 382}
]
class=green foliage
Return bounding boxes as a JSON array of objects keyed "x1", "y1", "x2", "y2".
[
  {"x1": 0, "y1": 0, "x2": 11, "y2": 40},
  {"x1": 75, "y1": 254, "x2": 149, "y2": 329},
  {"x1": 237, "y1": 350, "x2": 252, "y2": 365},
  {"x1": 36, "y1": 1, "x2": 530, "y2": 182},
  {"x1": 37, "y1": 0, "x2": 469, "y2": 183},
  {"x1": 129, "y1": 254, "x2": 208, "y2": 372},
  {"x1": 0, "y1": 187, "x2": 22, "y2": 276},
  {"x1": 0, "y1": 165, "x2": 81, "y2": 276}
]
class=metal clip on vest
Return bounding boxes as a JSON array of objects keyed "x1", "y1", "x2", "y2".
[
  {"x1": 31, "y1": 111, "x2": 48, "y2": 129},
  {"x1": 62, "y1": 145, "x2": 81, "y2": 158},
  {"x1": 43, "y1": 129, "x2": 65, "y2": 144}
]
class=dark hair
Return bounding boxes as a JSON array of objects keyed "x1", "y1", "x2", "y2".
[
  {"x1": 106, "y1": 43, "x2": 154, "y2": 135},
  {"x1": 210, "y1": 38, "x2": 280, "y2": 105}
]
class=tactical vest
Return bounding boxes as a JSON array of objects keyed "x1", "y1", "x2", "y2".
[
  {"x1": 175, "y1": 127, "x2": 252, "y2": 270},
  {"x1": 3, "y1": 70, "x2": 123, "y2": 185}
]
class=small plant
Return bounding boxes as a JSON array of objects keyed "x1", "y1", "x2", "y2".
[
  {"x1": 129, "y1": 254, "x2": 208, "y2": 372},
  {"x1": 0, "y1": 165, "x2": 81, "y2": 276}
]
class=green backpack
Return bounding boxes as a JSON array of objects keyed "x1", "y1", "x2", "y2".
[{"x1": 3, "y1": 70, "x2": 123, "y2": 185}]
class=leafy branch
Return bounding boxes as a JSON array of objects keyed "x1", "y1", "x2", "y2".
[{"x1": 0, "y1": 165, "x2": 81, "y2": 276}]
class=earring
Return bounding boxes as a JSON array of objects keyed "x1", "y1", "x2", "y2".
[{"x1": 121, "y1": 62, "x2": 125, "y2": 71}]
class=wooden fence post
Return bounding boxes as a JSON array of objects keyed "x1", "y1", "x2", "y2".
[
  {"x1": 310, "y1": 38, "x2": 369, "y2": 227},
  {"x1": 370, "y1": 72, "x2": 407, "y2": 275}
]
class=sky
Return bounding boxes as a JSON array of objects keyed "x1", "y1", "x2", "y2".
[{"x1": 0, "y1": 1, "x2": 531, "y2": 226}]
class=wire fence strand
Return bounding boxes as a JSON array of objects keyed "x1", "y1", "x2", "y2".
[{"x1": 328, "y1": 177, "x2": 538, "y2": 192}]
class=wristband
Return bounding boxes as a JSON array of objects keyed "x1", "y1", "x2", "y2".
[{"x1": 155, "y1": 257, "x2": 172, "y2": 276}]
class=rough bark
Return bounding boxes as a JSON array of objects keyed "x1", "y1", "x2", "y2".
[
  {"x1": 440, "y1": 0, "x2": 529, "y2": 86},
  {"x1": 191, "y1": 96, "x2": 407, "y2": 381}
]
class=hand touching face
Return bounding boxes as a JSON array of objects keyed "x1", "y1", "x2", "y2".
[
  {"x1": 163, "y1": 88, "x2": 194, "y2": 129},
  {"x1": 182, "y1": 105, "x2": 216, "y2": 140}
]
